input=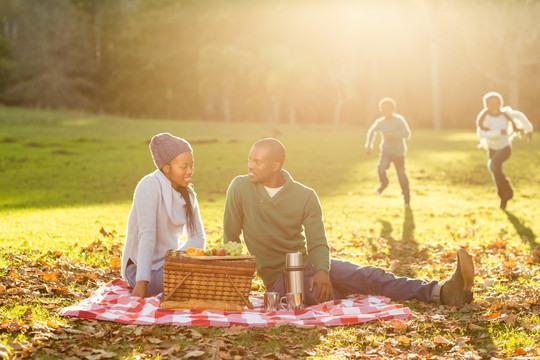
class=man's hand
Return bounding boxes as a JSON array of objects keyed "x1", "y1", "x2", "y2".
[
  {"x1": 309, "y1": 270, "x2": 333, "y2": 303},
  {"x1": 131, "y1": 281, "x2": 149, "y2": 298},
  {"x1": 526, "y1": 132, "x2": 532, "y2": 143},
  {"x1": 366, "y1": 148, "x2": 373, "y2": 156}
]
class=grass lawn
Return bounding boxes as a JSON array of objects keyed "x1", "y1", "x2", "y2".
[{"x1": 1, "y1": 105, "x2": 540, "y2": 359}]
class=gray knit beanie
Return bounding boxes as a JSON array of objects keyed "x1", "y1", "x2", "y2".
[{"x1": 149, "y1": 133, "x2": 192, "y2": 169}]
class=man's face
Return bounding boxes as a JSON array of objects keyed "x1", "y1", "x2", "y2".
[
  {"x1": 486, "y1": 96, "x2": 501, "y2": 116},
  {"x1": 247, "y1": 146, "x2": 277, "y2": 185}
]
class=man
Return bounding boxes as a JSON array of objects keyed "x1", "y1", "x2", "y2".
[
  {"x1": 476, "y1": 92, "x2": 533, "y2": 210},
  {"x1": 223, "y1": 138, "x2": 474, "y2": 306},
  {"x1": 366, "y1": 98, "x2": 411, "y2": 206}
]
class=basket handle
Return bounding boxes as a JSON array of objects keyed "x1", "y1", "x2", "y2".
[
  {"x1": 162, "y1": 272, "x2": 192, "y2": 302},
  {"x1": 226, "y1": 274, "x2": 253, "y2": 309}
]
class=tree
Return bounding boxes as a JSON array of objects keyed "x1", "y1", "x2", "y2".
[
  {"x1": 460, "y1": 0, "x2": 540, "y2": 108},
  {"x1": 1, "y1": 0, "x2": 95, "y2": 109},
  {"x1": 0, "y1": 35, "x2": 15, "y2": 92},
  {"x1": 198, "y1": 45, "x2": 252, "y2": 122}
]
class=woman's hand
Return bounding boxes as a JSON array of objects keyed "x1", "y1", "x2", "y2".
[
  {"x1": 309, "y1": 270, "x2": 333, "y2": 303},
  {"x1": 131, "y1": 281, "x2": 149, "y2": 298}
]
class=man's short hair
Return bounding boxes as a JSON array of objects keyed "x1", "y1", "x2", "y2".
[{"x1": 253, "y1": 138, "x2": 286, "y2": 165}]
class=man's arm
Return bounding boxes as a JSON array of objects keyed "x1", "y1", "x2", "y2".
[
  {"x1": 223, "y1": 178, "x2": 244, "y2": 244},
  {"x1": 303, "y1": 191, "x2": 332, "y2": 302}
]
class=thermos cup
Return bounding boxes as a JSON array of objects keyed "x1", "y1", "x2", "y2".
[{"x1": 284, "y1": 252, "x2": 305, "y2": 305}]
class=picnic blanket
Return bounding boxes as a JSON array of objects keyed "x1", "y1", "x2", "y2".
[{"x1": 60, "y1": 279, "x2": 413, "y2": 327}]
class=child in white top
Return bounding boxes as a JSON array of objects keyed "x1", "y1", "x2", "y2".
[{"x1": 476, "y1": 92, "x2": 533, "y2": 209}]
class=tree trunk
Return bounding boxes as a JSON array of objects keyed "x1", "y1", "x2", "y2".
[
  {"x1": 94, "y1": 1, "x2": 104, "y2": 114},
  {"x1": 430, "y1": 38, "x2": 442, "y2": 130},
  {"x1": 334, "y1": 98, "x2": 344, "y2": 125},
  {"x1": 222, "y1": 94, "x2": 231, "y2": 122},
  {"x1": 288, "y1": 105, "x2": 296, "y2": 124},
  {"x1": 267, "y1": 94, "x2": 280, "y2": 124},
  {"x1": 507, "y1": 57, "x2": 520, "y2": 108}
]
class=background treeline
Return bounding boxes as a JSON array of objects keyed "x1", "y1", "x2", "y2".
[{"x1": 0, "y1": 0, "x2": 539, "y2": 128}]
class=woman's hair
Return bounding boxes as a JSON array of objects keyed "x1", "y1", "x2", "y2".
[{"x1": 178, "y1": 184, "x2": 196, "y2": 233}]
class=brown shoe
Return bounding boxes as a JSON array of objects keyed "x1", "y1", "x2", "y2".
[{"x1": 441, "y1": 248, "x2": 475, "y2": 306}]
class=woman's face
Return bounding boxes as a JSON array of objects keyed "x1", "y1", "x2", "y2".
[{"x1": 162, "y1": 151, "x2": 194, "y2": 191}]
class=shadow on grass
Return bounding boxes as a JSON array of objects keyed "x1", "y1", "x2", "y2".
[
  {"x1": 375, "y1": 208, "x2": 420, "y2": 277},
  {"x1": 504, "y1": 210, "x2": 538, "y2": 248},
  {"x1": 402, "y1": 206, "x2": 415, "y2": 242}
]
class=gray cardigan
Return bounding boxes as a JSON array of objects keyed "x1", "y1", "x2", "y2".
[{"x1": 121, "y1": 170, "x2": 206, "y2": 283}]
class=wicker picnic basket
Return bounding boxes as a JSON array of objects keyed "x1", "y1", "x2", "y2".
[{"x1": 162, "y1": 250, "x2": 256, "y2": 310}]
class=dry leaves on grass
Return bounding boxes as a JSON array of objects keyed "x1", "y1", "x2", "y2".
[{"x1": 2, "y1": 230, "x2": 540, "y2": 359}]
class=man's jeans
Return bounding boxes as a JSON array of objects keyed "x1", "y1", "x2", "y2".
[
  {"x1": 125, "y1": 261, "x2": 164, "y2": 295},
  {"x1": 268, "y1": 258, "x2": 438, "y2": 306},
  {"x1": 378, "y1": 151, "x2": 410, "y2": 204},
  {"x1": 488, "y1": 146, "x2": 513, "y2": 201}
]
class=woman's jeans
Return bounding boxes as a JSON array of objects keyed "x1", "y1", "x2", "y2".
[
  {"x1": 125, "y1": 261, "x2": 164, "y2": 295},
  {"x1": 378, "y1": 151, "x2": 410, "y2": 204},
  {"x1": 268, "y1": 258, "x2": 438, "y2": 306},
  {"x1": 487, "y1": 146, "x2": 513, "y2": 201}
]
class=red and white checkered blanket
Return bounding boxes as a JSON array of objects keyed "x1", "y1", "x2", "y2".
[{"x1": 60, "y1": 279, "x2": 413, "y2": 327}]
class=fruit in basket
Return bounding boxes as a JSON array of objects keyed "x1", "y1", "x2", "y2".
[
  {"x1": 217, "y1": 249, "x2": 227, "y2": 256},
  {"x1": 186, "y1": 247, "x2": 206, "y2": 256},
  {"x1": 223, "y1": 242, "x2": 243, "y2": 256}
]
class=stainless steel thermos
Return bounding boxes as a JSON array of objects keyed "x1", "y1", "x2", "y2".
[{"x1": 284, "y1": 252, "x2": 305, "y2": 304}]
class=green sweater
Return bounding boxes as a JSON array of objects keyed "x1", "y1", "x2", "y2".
[{"x1": 223, "y1": 170, "x2": 330, "y2": 286}]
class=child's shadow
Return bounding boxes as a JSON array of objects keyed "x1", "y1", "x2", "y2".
[
  {"x1": 402, "y1": 206, "x2": 415, "y2": 242},
  {"x1": 504, "y1": 210, "x2": 537, "y2": 247}
]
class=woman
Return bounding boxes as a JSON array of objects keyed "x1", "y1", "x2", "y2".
[
  {"x1": 121, "y1": 133, "x2": 206, "y2": 298},
  {"x1": 476, "y1": 92, "x2": 533, "y2": 210}
]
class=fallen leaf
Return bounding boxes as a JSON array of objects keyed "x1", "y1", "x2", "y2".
[
  {"x1": 504, "y1": 313, "x2": 517, "y2": 326},
  {"x1": 159, "y1": 344, "x2": 180, "y2": 356},
  {"x1": 109, "y1": 256, "x2": 121, "y2": 268},
  {"x1": 433, "y1": 335, "x2": 453, "y2": 346},
  {"x1": 468, "y1": 323, "x2": 484, "y2": 331},
  {"x1": 148, "y1": 337, "x2": 162, "y2": 344},
  {"x1": 390, "y1": 320, "x2": 408, "y2": 330},
  {"x1": 185, "y1": 350, "x2": 205, "y2": 358},
  {"x1": 39, "y1": 259, "x2": 52, "y2": 268},
  {"x1": 397, "y1": 335, "x2": 410, "y2": 344},
  {"x1": 43, "y1": 271, "x2": 58, "y2": 282},
  {"x1": 46, "y1": 320, "x2": 59, "y2": 329},
  {"x1": 85, "y1": 349, "x2": 117, "y2": 359}
]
